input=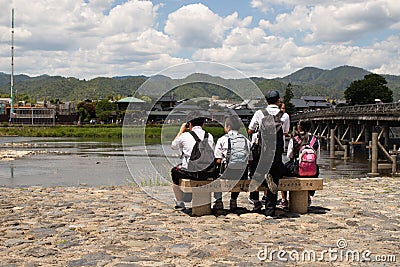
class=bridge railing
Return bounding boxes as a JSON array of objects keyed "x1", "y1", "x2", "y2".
[{"x1": 292, "y1": 102, "x2": 400, "y2": 120}]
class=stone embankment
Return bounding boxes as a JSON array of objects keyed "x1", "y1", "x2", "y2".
[{"x1": 0, "y1": 177, "x2": 399, "y2": 266}]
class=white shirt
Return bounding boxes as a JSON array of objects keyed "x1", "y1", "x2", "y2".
[
  {"x1": 248, "y1": 105, "x2": 289, "y2": 145},
  {"x1": 171, "y1": 126, "x2": 214, "y2": 169},
  {"x1": 214, "y1": 130, "x2": 252, "y2": 162},
  {"x1": 248, "y1": 105, "x2": 281, "y2": 133},
  {"x1": 281, "y1": 112, "x2": 290, "y2": 135}
]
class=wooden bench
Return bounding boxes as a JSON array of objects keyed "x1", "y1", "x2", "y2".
[{"x1": 179, "y1": 177, "x2": 323, "y2": 216}]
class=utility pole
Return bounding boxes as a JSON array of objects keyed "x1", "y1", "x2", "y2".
[{"x1": 10, "y1": 8, "x2": 15, "y2": 115}]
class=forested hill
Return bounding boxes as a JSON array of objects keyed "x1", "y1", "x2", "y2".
[{"x1": 0, "y1": 65, "x2": 399, "y2": 101}]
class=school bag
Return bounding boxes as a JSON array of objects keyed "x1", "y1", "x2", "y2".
[
  {"x1": 256, "y1": 109, "x2": 284, "y2": 163},
  {"x1": 187, "y1": 131, "x2": 218, "y2": 179},
  {"x1": 295, "y1": 135, "x2": 317, "y2": 177},
  {"x1": 225, "y1": 133, "x2": 249, "y2": 170}
]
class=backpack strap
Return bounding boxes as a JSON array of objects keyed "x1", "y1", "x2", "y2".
[
  {"x1": 188, "y1": 131, "x2": 201, "y2": 142},
  {"x1": 309, "y1": 135, "x2": 317, "y2": 147},
  {"x1": 275, "y1": 110, "x2": 284, "y2": 120},
  {"x1": 261, "y1": 109, "x2": 268, "y2": 117},
  {"x1": 294, "y1": 135, "x2": 302, "y2": 145},
  {"x1": 227, "y1": 137, "x2": 232, "y2": 164},
  {"x1": 188, "y1": 131, "x2": 208, "y2": 142}
]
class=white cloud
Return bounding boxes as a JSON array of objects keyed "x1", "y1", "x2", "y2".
[
  {"x1": 259, "y1": 5, "x2": 311, "y2": 34},
  {"x1": 164, "y1": 3, "x2": 225, "y2": 49},
  {"x1": 259, "y1": 0, "x2": 400, "y2": 44},
  {"x1": 0, "y1": 0, "x2": 399, "y2": 80},
  {"x1": 0, "y1": 0, "x2": 181, "y2": 78},
  {"x1": 100, "y1": 1, "x2": 157, "y2": 34}
]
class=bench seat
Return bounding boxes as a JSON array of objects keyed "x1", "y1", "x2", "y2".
[{"x1": 179, "y1": 177, "x2": 323, "y2": 216}]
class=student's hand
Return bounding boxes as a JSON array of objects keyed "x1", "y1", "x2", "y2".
[{"x1": 179, "y1": 123, "x2": 187, "y2": 133}]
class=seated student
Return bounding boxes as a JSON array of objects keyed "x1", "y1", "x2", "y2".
[
  {"x1": 282, "y1": 119, "x2": 320, "y2": 206},
  {"x1": 213, "y1": 115, "x2": 252, "y2": 210},
  {"x1": 170, "y1": 115, "x2": 214, "y2": 210}
]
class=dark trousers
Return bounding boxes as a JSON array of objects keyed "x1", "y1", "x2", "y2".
[
  {"x1": 282, "y1": 162, "x2": 320, "y2": 197},
  {"x1": 250, "y1": 161, "x2": 283, "y2": 216},
  {"x1": 265, "y1": 161, "x2": 283, "y2": 216},
  {"x1": 215, "y1": 166, "x2": 248, "y2": 201},
  {"x1": 171, "y1": 165, "x2": 189, "y2": 185}
]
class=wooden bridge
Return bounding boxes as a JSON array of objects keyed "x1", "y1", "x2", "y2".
[{"x1": 291, "y1": 102, "x2": 400, "y2": 176}]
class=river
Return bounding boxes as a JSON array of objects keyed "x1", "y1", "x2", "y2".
[{"x1": 0, "y1": 137, "x2": 371, "y2": 187}]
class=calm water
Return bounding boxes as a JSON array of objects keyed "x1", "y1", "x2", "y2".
[{"x1": 0, "y1": 137, "x2": 371, "y2": 187}]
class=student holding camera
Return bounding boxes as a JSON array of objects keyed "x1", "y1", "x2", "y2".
[{"x1": 170, "y1": 115, "x2": 215, "y2": 210}]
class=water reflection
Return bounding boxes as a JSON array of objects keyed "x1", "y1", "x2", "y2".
[{"x1": 0, "y1": 137, "x2": 371, "y2": 187}]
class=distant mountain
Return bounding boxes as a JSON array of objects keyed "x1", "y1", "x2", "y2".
[
  {"x1": 279, "y1": 65, "x2": 371, "y2": 89},
  {"x1": 278, "y1": 65, "x2": 379, "y2": 99},
  {"x1": 280, "y1": 67, "x2": 326, "y2": 83},
  {"x1": 0, "y1": 66, "x2": 399, "y2": 101},
  {"x1": 0, "y1": 72, "x2": 32, "y2": 87}
]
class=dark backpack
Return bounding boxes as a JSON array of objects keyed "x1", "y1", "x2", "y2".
[
  {"x1": 187, "y1": 131, "x2": 218, "y2": 179},
  {"x1": 258, "y1": 109, "x2": 284, "y2": 163}
]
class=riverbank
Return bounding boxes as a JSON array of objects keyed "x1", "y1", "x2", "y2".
[
  {"x1": 0, "y1": 125, "x2": 226, "y2": 141},
  {"x1": 0, "y1": 177, "x2": 398, "y2": 266}
]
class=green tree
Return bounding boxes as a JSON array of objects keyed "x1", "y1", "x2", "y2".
[
  {"x1": 77, "y1": 101, "x2": 96, "y2": 123},
  {"x1": 283, "y1": 82, "x2": 295, "y2": 115},
  {"x1": 344, "y1": 74, "x2": 393, "y2": 105},
  {"x1": 95, "y1": 99, "x2": 117, "y2": 123}
]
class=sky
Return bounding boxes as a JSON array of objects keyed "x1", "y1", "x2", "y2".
[{"x1": 0, "y1": 0, "x2": 399, "y2": 79}]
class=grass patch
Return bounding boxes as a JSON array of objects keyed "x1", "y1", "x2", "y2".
[{"x1": 0, "y1": 124, "x2": 228, "y2": 143}]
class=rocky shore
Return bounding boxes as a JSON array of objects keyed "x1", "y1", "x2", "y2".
[
  {"x1": 0, "y1": 144, "x2": 48, "y2": 161},
  {"x1": 0, "y1": 177, "x2": 399, "y2": 266}
]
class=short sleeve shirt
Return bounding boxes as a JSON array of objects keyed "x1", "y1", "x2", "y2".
[
  {"x1": 214, "y1": 130, "x2": 252, "y2": 162},
  {"x1": 171, "y1": 126, "x2": 214, "y2": 169}
]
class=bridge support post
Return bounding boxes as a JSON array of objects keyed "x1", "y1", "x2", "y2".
[
  {"x1": 368, "y1": 132, "x2": 379, "y2": 177},
  {"x1": 343, "y1": 145, "x2": 349, "y2": 160},
  {"x1": 330, "y1": 129, "x2": 335, "y2": 159},
  {"x1": 350, "y1": 138, "x2": 355, "y2": 156},
  {"x1": 391, "y1": 155, "x2": 397, "y2": 176}
]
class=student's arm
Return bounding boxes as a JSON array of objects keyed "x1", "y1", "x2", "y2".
[
  {"x1": 287, "y1": 138, "x2": 294, "y2": 159},
  {"x1": 171, "y1": 123, "x2": 187, "y2": 150},
  {"x1": 247, "y1": 110, "x2": 261, "y2": 135}
]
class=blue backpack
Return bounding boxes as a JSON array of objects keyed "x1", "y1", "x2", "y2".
[{"x1": 226, "y1": 133, "x2": 249, "y2": 170}]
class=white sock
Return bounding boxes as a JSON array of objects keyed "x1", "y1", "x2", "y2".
[{"x1": 175, "y1": 200, "x2": 184, "y2": 206}]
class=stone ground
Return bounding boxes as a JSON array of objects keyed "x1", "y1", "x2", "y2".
[{"x1": 0, "y1": 177, "x2": 399, "y2": 266}]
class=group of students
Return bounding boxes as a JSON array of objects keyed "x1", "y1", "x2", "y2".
[{"x1": 170, "y1": 90, "x2": 320, "y2": 217}]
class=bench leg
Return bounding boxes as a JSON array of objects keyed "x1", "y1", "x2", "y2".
[
  {"x1": 288, "y1": 191, "x2": 308, "y2": 214},
  {"x1": 191, "y1": 191, "x2": 211, "y2": 216}
]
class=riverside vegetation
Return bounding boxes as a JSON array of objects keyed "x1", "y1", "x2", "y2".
[{"x1": 0, "y1": 125, "x2": 226, "y2": 143}]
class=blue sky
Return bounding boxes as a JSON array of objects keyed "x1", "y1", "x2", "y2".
[{"x1": 0, "y1": 0, "x2": 399, "y2": 79}]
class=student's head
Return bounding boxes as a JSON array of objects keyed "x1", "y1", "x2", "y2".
[
  {"x1": 224, "y1": 115, "x2": 242, "y2": 132},
  {"x1": 265, "y1": 90, "x2": 280, "y2": 105},
  {"x1": 280, "y1": 102, "x2": 285, "y2": 112},
  {"x1": 298, "y1": 120, "x2": 311, "y2": 132},
  {"x1": 189, "y1": 117, "x2": 205, "y2": 127}
]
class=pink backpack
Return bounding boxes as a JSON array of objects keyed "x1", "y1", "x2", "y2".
[{"x1": 295, "y1": 136, "x2": 317, "y2": 177}]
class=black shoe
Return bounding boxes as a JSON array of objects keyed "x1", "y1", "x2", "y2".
[
  {"x1": 261, "y1": 195, "x2": 267, "y2": 205},
  {"x1": 265, "y1": 207, "x2": 275, "y2": 217},
  {"x1": 174, "y1": 201, "x2": 186, "y2": 211},
  {"x1": 253, "y1": 201, "x2": 262, "y2": 211},
  {"x1": 213, "y1": 200, "x2": 224, "y2": 210}
]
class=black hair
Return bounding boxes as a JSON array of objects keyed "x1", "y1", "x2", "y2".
[
  {"x1": 298, "y1": 120, "x2": 311, "y2": 132},
  {"x1": 189, "y1": 116, "x2": 205, "y2": 126},
  {"x1": 225, "y1": 115, "x2": 242, "y2": 131},
  {"x1": 265, "y1": 90, "x2": 280, "y2": 104}
]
